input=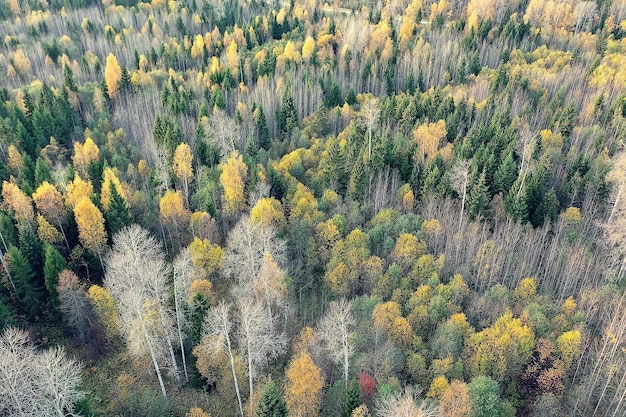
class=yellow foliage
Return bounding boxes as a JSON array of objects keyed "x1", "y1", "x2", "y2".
[
  {"x1": 1, "y1": 181, "x2": 34, "y2": 226},
  {"x1": 12, "y1": 49, "x2": 31, "y2": 75},
  {"x1": 88, "y1": 284, "x2": 119, "y2": 337},
  {"x1": 513, "y1": 277, "x2": 537, "y2": 305},
  {"x1": 160, "y1": 190, "x2": 189, "y2": 224},
  {"x1": 561, "y1": 296, "x2": 577, "y2": 315},
  {"x1": 439, "y1": 380, "x2": 472, "y2": 417},
  {"x1": 556, "y1": 330, "x2": 581, "y2": 367},
  {"x1": 372, "y1": 301, "x2": 402, "y2": 333},
  {"x1": 188, "y1": 279, "x2": 216, "y2": 305},
  {"x1": 100, "y1": 168, "x2": 126, "y2": 211},
  {"x1": 74, "y1": 197, "x2": 107, "y2": 254},
  {"x1": 65, "y1": 174, "x2": 94, "y2": 208},
  {"x1": 173, "y1": 143, "x2": 194, "y2": 183},
  {"x1": 104, "y1": 53, "x2": 122, "y2": 98},
  {"x1": 302, "y1": 36, "x2": 315, "y2": 61},
  {"x1": 73, "y1": 137, "x2": 100, "y2": 177},
  {"x1": 283, "y1": 40, "x2": 299, "y2": 62},
  {"x1": 7, "y1": 144, "x2": 22, "y2": 174},
  {"x1": 427, "y1": 375, "x2": 449, "y2": 399},
  {"x1": 250, "y1": 197, "x2": 285, "y2": 229},
  {"x1": 219, "y1": 151, "x2": 248, "y2": 217},
  {"x1": 413, "y1": 120, "x2": 447, "y2": 162},
  {"x1": 189, "y1": 237, "x2": 224, "y2": 278},
  {"x1": 562, "y1": 206, "x2": 582, "y2": 225},
  {"x1": 285, "y1": 352, "x2": 323, "y2": 417},
  {"x1": 37, "y1": 214, "x2": 62, "y2": 244},
  {"x1": 186, "y1": 407, "x2": 211, "y2": 417}
]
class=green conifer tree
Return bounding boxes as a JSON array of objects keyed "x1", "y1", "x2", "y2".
[
  {"x1": 257, "y1": 380, "x2": 288, "y2": 417},
  {"x1": 342, "y1": 380, "x2": 362, "y2": 417},
  {"x1": 43, "y1": 243, "x2": 67, "y2": 309},
  {"x1": 105, "y1": 181, "x2": 134, "y2": 236},
  {"x1": 8, "y1": 246, "x2": 45, "y2": 319}
]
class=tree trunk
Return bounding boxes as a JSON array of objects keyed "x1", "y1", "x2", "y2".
[{"x1": 225, "y1": 333, "x2": 245, "y2": 417}]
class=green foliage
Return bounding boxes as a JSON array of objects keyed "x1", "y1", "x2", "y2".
[
  {"x1": 342, "y1": 380, "x2": 361, "y2": 417},
  {"x1": 8, "y1": 245, "x2": 45, "y2": 319},
  {"x1": 468, "y1": 376, "x2": 503, "y2": 417},
  {"x1": 105, "y1": 181, "x2": 133, "y2": 236},
  {"x1": 257, "y1": 379, "x2": 288, "y2": 417},
  {"x1": 44, "y1": 243, "x2": 67, "y2": 309}
]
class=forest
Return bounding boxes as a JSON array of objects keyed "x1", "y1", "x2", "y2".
[{"x1": 1, "y1": 0, "x2": 626, "y2": 415}]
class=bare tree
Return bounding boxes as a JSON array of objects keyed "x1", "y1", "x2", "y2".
[
  {"x1": 360, "y1": 97, "x2": 380, "y2": 161},
  {"x1": 316, "y1": 298, "x2": 355, "y2": 389},
  {"x1": 236, "y1": 297, "x2": 286, "y2": 399},
  {"x1": 173, "y1": 248, "x2": 194, "y2": 383},
  {"x1": 223, "y1": 215, "x2": 287, "y2": 286},
  {"x1": 57, "y1": 270, "x2": 93, "y2": 344},
  {"x1": 202, "y1": 301, "x2": 245, "y2": 417},
  {"x1": 104, "y1": 225, "x2": 181, "y2": 397},
  {"x1": 375, "y1": 386, "x2": 438, "y2": 417},
  {"x1": 0, "y1": 327, "x2": 85, "y2": 417},
  {"x1": 450, "y1": 159, "x2": 471, "y2": 236}
]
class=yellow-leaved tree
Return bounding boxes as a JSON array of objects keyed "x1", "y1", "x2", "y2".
[
  {"x1": 219, "y1": 151, "x2": 248, "y2": 219},
  {"x1": 1, "y1": 180, "x2": 34, "y2": 228},
  {"x1": 74, "y1": 197, "x2": 107, "y2": 263},
  {"x1": 100, "y1": 168, "x2": 126, "y2": 211},
  {"x1": 173, "y1": 143, "x2": 193, "y2": 206},
  {"x1": 104, "y1": 53, "x2": 122, "y2": 98},
  {"x1": 72, "y1": 138, "x2": 100, "y2": 177},
  {"x1": 285, "y1": 352, "x2": 324, "y2": 417}
]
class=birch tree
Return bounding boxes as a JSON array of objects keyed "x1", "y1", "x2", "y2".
[
  {"x1": 104, "y1": 225, "x2": 181, "y2": 397},
  {"x1": 316, "y1": 298, "x2": 355, "y2": 389}
]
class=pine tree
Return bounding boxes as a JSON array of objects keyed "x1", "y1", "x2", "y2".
[
  {"x1": 105, "y1": 181, "x2": 133, "y2": 236},
  {"x1": 7, "y1": 246, "x2": 45, "y2": 318},
  {"x1": 44, "y1": 243, "x2": 67, "y2": 309},
  {"x1": 342, "y1": 380, "x2": 362, "y2": 417},
  {"x1": 256, "y1": 379, "x2": 288, "y2": 417}
]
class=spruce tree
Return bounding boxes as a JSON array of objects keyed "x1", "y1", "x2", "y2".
[
  {"x1": 342, "y1": 380, "x2": 362, "y2": 417},
  {"x1": 8, "y1": 246, "x2": 45, "y2": 319},
  {"x1": 493, "y1": 152, "x2": 517, "y2": 195},
  {"x1": 19, "y1": 227, "x2": 44, "y2": 288},
  {"x1": 105, "y1": 181, "x2": 134, "y2": 236},
  {"x1": 257, "y1": 380, "x2": 288, "y2": 417},
  {"x1": 43, "y1": 243, "x2": 67, "y2": 309},
  {"x1": 0, "y1": 293, "x2": 17, "y2": 331},
  {"x1": 468, "y1": 171, "x2": 490, "y2": 220},
  {"x1": 35, "y1": 156, "x2": 53, "y2": 186}
]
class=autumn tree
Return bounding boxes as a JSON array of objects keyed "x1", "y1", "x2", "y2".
[
  {"x1": 65, "y1": 174, "x2": 94, "y2": 209},
  {"x1": 316, "y1": 298, "x2": 355, "y2": 388},
  {"x1": 375, "y1": 386, "x2": 438, "y2": 417},
  {"x1": 160, "y1": 189, "x2": 191, "y2": 248},
  {"x1": 360, "y1": 97, "x2": 379, "y2": 161},
  {"x1": 2, "y1": 180, "x2": 34, "y2": 229},
  {"x1": 439, "y1": 380, "x2": 472, "y2": 417},
  {"x1": 0, "y1": 327, "x2": 85, "y2": 416},
  {"x1": 174, "y1": 143, "x2": 194, "y2": 206},
  {"x1": 198, "y1": 301, "x2": 245, "y2": 417},
  {"x1": 285, "y1": 351, "x2": 324, "y2": 417},
  {"x1": 74, "y1": 197, "x2": 107, "y2": 264},
  {"x1": 220, "y1": 151, "x2": 248, "y2": 219},
  {"x1": 72, "y1": 138, "x2": 100, "y2": 178},
  {"x1": 32, "y1": 181, "x2": 70, "y2": 249},
  {"x1": 57, "y1": 269, "x2": 93, "y2": 343},
  {"x1": 104, "y1": 225, "x2": 181, "y2": 397},
  {"x1": 236, "y1": 297, "x2": 286, "y2": 398},
  {"x1": 104, "y1": 53, "x2": 122, "y2": 98}
]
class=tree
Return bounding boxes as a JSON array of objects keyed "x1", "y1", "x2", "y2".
[
  {"x1": 375, "y1": 386, "x2": 438, "y2": 417},
  {"x1": 174, "y1": 143, "x2": 194, "y2": 206},
  {"x1": 173, "y1": 248, "x2": 194, "y2": 383},
  {"x1": 99, "y1": 168, "x2": 125, "y2": 211},
  {"x1": 2, "y1": 180, "x2": 34, "y2": 229},
  {"x1": 104, "y1": 225, "x2": 182, "y2": 397},
  {"x1": 87, "y1": 284, "x2": 119, "y2": 338},
  {"x1": 450, "y1": 159, "x2": 471, "y2": 235},
  {"x1": 199, "y1": 301, "x2": 245, "y2": 417},
  {"x1": 72, "y1": 138, "x2": 99, "y2": 178},
  {"x1": 343, "y1": 380, "x2": 362, "y2": 417},
  {"x1": 360, "y1": 97, "x2": 379, "y2": 162},
  {"x1": 439, "y1": 380, "x2": 472, "y2": 417},
  {"x1": 74, "y1": 197, "x2": 107, "y2": 263},
  {"x1": 277, "y1": 87, "x2": 298, "y2": 141},
  {"x1": 7, "y1": 246, "x2": 45, "y2": 319},
  {"x1": 65, "y1": 174, "x2": 94, "y2": 209},
  {"x1": 236, "y1": 297, "x2": 286, "y2": 398},
  {"x1": 57, "y1": 269, "x2": 93, "y2": 342},
  {"x1": 220, "y1": 151, "x2": 248, "y2": 219},
  {"x1": 32, "y1": 181, "x2": 69, "y2": 250},
  {"x1": 285, "y1": 352, "x2": 324, "y2": 417},
  {"x1": 160, "y1": 190, "x2": 191, "y2": 248},
  {"x1": 0, "y1": 327, "x2": 85, "y2": 416},
  {"x1": 104, "y1": 53, "x2": 122, "y2": 98},
  {"x1": 105, "y1": 180, "x2": 133, "y2": 236},
  {"x1": 467, "y1": 376, "x2": 502, "y2": 417},
  {"x1": 43, "y1": 243, "x2": 67, "y2": 309},
  {"x1": 257, "y1": 379, "x2": 288, "y2": 417},
  {"x1": 317, "y1": 298, "x2": 355, "y2": 388}
]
